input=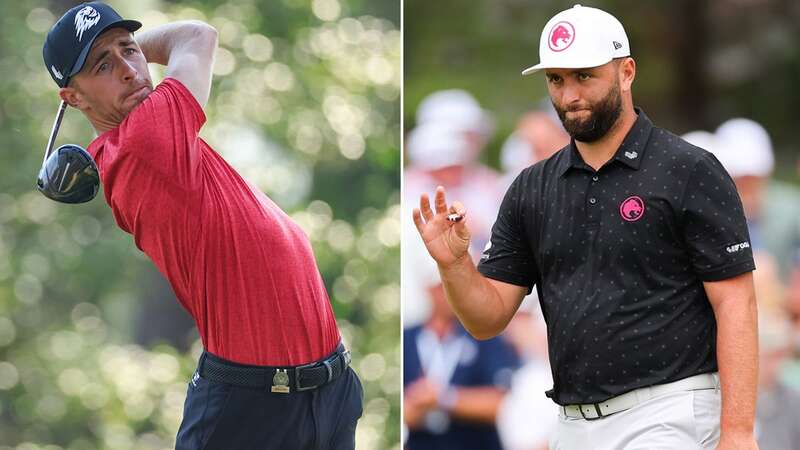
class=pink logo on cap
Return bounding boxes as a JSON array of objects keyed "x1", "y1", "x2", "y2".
[
  {"x1": 620, "y1": 196, "x2": 645, "y2": 222},
  {"x1": 548, "y1": 21, "x2": 575, "y2": 52}
]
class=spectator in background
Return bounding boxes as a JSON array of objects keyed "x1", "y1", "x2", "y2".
[
  {"x1": 496, "y1": 296, "x2": 557, "y2": 450},
  {"x1": 711, "y1": 118, "x2": 800, "y2": 280},
  {"x1": 402, "y1": 124, "x2": 500, "y2": 327},
  {"x1": 403, "y1": 90, "x2": 504, "y2": 329},
  {"x1": 712, "y1": 118, "x2": 800, "y2": 343},
  {"x1": 403, "y1": 250, "x2": 519, "y2": 450},
  {"x1": 405, "y1": 90, "x2": 502, "y2": 253},
  {"x1": 415, "y1": 89, "x2": 495, "y2": 162},
  {"x1": 680, "y1": 130, "x2": 717, "y2": 157},
  {"x1": 755, "y1": 312, "x2": 800, "y2": 450},
  {"x1": 686, "y1": 122, "x2": 800, "y2": 384},
  {"x1": 683, "y1": 130, "x2": 785, "y2": 312},
  {"x1": 499, "y1": 107, "x2": 570, "y2": 190}
]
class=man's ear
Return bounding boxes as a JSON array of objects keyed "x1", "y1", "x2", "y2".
[
  {"x1": 59, "y1": 85, "x2": 86, "y2": 110},
  {"x1": 619, "y1": 57, "x2": 636, "y2": 92}
]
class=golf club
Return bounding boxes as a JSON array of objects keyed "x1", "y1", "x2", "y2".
[{"x1": 36, "y1": 100, "x2": 100, "y2": 204}]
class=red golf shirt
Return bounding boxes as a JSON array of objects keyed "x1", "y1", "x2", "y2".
[{"x1": 87, "y1": 78, "x2": 340, "y2": 366}]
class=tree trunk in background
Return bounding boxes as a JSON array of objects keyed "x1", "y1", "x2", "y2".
[{"x1": 672, "y1": 0, "x2": 712, "y2": 130}]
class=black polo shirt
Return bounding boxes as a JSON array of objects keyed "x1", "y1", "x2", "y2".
[{"x1": 477, "y1": 108, "x2": 755, "y2": 406}]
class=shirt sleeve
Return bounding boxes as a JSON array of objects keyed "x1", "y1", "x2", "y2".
[
  {"x1": 679, "y1": 152, "x2": 755, "y2": 281},
  {"x1": 477, "y1": 171, "x2": 538, "y2": 291},
  {"x1": 116, "y1": 77, "x2": 207, "y2": 188}
]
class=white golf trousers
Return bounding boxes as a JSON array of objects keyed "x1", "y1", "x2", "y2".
[{"x1": 550, "y1": 389, "x2": 721, "y2": 450}]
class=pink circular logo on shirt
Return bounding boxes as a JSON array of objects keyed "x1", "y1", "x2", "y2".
[
  {"x1": 620, "y1": 196, "x2": 645, "y2": 222},
  {"x1": 548, "y1": 21, "x2": 576, "y2": 52}
]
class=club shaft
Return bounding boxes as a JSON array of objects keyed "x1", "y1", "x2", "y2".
[{"x1": 43, "y1": 101, "x2": 68, "y2": 165}]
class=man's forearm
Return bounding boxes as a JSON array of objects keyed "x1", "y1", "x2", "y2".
[
  {"x1": 714, "y1": 291, "x2": 758, "y2": 437},
  {"x1": 133, "y1": 20, "x2": 217, "y2": 107},
  {"x1": 438, "y1": 256, "x2": 520, "y2": 340},
  {"x1": 135, "y1": 20, "x2": 216, "y2": 66}
]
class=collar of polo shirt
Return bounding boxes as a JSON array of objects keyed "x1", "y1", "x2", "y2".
[{"x1": 557, "y1": 107, "x2": 654, "y2": 177}]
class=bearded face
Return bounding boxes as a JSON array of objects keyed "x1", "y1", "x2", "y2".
[{"x1": 552, "y1": 78, "x2": 623, "y2": 143}]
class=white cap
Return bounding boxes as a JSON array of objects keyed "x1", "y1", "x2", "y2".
[
  {"x1": 416, "y1": 89, "x2": 494, "y2": 137},
  {"x1": 681, "y1": 130, "x2": 717, "y2": 153},
  {"x1": 406, "y1": 123, "x2": 472, "y2": 170},
  {"x1": 713, "y1": 118, "x2": 774, "y2": 178},
  {"x1": 522, "y1": 4, "x2": 631, "y2": 75}
]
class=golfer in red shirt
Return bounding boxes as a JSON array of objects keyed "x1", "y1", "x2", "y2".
[{"x1": 43, "y1": 3, "x2": 363, "y2": 449}]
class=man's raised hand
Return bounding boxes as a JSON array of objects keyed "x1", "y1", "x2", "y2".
[{"x1": 412, "y1": 186, "x2": 471, "y2": 267}]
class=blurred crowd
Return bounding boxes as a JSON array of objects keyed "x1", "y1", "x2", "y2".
[{"x1": 402, "y1": 90, "x2": 800, "y2": 450}]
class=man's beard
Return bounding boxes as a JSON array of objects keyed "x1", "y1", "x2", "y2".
[{"x1": 553, "y1": 82, "x2": 623, "y2": 143}]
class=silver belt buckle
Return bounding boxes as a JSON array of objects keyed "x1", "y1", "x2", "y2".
[
  {"x1": 271, "y1": 369, "x2": 290, "y2": 394},
  {"x1": 576, "y1": 403, "x2": 603, "y2": 420}
]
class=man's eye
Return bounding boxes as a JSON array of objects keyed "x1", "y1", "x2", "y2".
[
  {"x1": 578, "y1": 73, "x2": 590, "y2": 81},
  {"x1": 548, "y1": 76, "x2": 562, "y2": 84},
  {"x1": 98, "y1": 63, "x2": 108, "y2": 72},
  {"x1": 124, "y1": 48, "x2": 135, "y2": 55}
]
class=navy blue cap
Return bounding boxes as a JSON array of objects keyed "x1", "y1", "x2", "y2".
[{"x1": 43, "y1": 2, "x2": 141, "y2": 88}]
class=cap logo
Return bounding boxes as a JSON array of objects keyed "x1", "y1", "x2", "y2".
[
  {"x1": 51, "y1": 65, "x2": 63, "y2": 80},
  {"x1": 548, "y1": 21, "x2": 575, "y2": 52},
  {"x1": 74, "y1": 6, "x2": 101, "y2": 42},
  {"x1": 620, "y1": 196, "x2": 645, "y2": 222},
  {"x1": 613, "y1": 41, "x2": 622, "y2": 50}
]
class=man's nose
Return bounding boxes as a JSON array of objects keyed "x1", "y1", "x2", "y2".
[
  {"x1": 562, "y1": 81, "x2": 582, "y2": 105},
  {"x1": 119, "y1": 58, "x2": 137, "y2": 81}
]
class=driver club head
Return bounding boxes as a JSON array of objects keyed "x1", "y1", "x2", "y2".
[
  {"x1": 37, "y1": 100, "x2": 100, "y2": 204},
  {"x1": 37, "y1": 144, "x2": 100, "y2": 204}
]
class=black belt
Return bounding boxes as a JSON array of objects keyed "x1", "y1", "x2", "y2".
[{"x1": 198, "y1": 343, "x2": 351, "y2": 393}]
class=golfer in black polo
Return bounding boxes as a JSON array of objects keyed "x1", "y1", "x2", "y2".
[{"x1": 413, "y1": 5, "x2": 758, "y2": 450}]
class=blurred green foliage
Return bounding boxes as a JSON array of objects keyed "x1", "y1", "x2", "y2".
[
  {"x1": 404, "y1": 0, "x2": 800, "y2": 182},
  {"x1": 0, "y1": 1, "x2": 399, "y2": 449}
]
